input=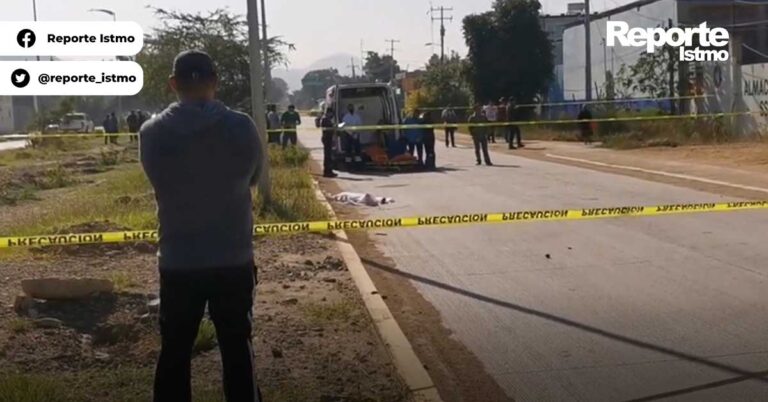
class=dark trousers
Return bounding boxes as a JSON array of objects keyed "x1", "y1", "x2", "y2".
[
  {"x1": 267, "y1": 131, "x2": 281, "y2": 145},
  {"x1": 444, "y1": 128, "x2": 456, "y2": 147},
  {"x1": 321, "y1": 133, "x2": 335, "y2": 174},
  {"x1": 104, "y1": 132, "x2": 118, "y2": 145},
  {"x1": 487, "y1": 124, "x2": 496, "y2": 143},
  {"x1": 408, "y1": 141, "x2": 424, "y2": 164},
  {"x1": 281, "y1": 130, "x2": 297, "y2": 148},
  {"x1": 424, "y1": 135, "x2": 436, "y2": 169},
  {"x1": 473, "y1": 136, "x2": 491, "y2": 165},
  {"x1": 342, "y1": 133, "x2": 362, "y2": 159},
  {"x1": 153, "y1": 263, "x2": 260, "y2": 402}
]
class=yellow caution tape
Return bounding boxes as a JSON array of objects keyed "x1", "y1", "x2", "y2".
[
  {"x1": 2, "y1": 201, "x2": 766, "y2": 249},
  {"x1": 417, "y1": 94, "x2": 714, "y2": 111},
  {"x1": 2, "y1": 110, "x2": 760, "y2": 141},
  {"x1": 332, "y1": 111, "x2": 761, "y2": 132}
]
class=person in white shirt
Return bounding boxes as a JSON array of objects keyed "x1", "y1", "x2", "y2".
[
  {"x1": 483, "y1": 101, "x2": 498, "y2": 143},
  {"x1": 341, "y1": 104, "x2": 363, "y2": 164}
]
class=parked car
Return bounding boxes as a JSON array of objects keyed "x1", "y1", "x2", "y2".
[{"x1": 59, "y1": 113, "x2": 94, "y2": 133}]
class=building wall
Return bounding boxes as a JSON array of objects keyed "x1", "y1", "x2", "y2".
[
  {"x1": 0, "y1": 97, "x2": 13, "y2": 134},
  {"x1": 563, "y1": 0, "x2": 679, "y2": 100},
  {"x1": 740, "y1": 62, "x2": 768, "y2": 135}
]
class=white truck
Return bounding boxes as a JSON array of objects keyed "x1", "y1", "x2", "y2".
[{"x1": 59, "y1": 113, "x2": 94, "y2": 133}]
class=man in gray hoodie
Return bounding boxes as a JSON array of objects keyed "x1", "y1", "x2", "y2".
[{"x1": 140, "y1": 50, "x2": 263, "y2": 402}]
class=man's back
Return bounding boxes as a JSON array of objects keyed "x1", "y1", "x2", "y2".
[
  {"x1": 281, "y1": 110, "x2": 301, "y2": 129},
  {"x1": 139, "y1": 100, "x2": 262, "y2": 269},
  {"x1": 468, "y1": 112, "x2": 488, "y2": 138}
]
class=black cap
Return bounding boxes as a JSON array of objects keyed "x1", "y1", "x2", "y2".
[{"x1": 172, "y1": 50, "x2": 217, "y2": 85}]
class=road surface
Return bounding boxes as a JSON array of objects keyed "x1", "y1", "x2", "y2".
[
  {"x1": 0, "y1": 139, "x2": 26, "y2": 152},
  {"x1": 299, "y1": 127, "x2": 768, "y2": 401}
]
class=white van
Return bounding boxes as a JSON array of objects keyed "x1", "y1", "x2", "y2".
[
  {"x1": 60, "y1": 113, "x2": 94, "y2": 133},
  {"x1": 323, "y1": 83, "x2": 405, "y2": 166}
]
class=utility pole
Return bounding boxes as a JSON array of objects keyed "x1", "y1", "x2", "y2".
[
  {"x1": 584, "y1": 0, "x2": 592, "y2": 101},
  {"x1": 32, "y1": 0, "x2": 40, "y2": 116},
  {"x1": 385, "y1": 39, "x2": 400, "y2": 83},
  {"x1": 246, "y1": 0, "x2": 271, "y2": 203},
  {"x1": 430, "y1": 5, "x2": 453, "y2": 63},
  {"x1": 260, "y1": 0, "x2": 272, "y2": 103},
  {"x1": 348, "y1": 58, "x2": 357, "y2": 79}
]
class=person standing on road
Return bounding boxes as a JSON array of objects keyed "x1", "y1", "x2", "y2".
[
  {"x1": 483, "y1": 101, "x2": 498, "y2": 143},
  {"x1": 496, "y1": 97, "x2": 508, "y2": 147},
  {"x1": 127, "y1": 110, "x2": 140, "y2": 143},
  {"x1": 578, "y1": 105, "x2": 594, "y2": 145},
  {"x1": 469, "y1": 104, "x2": 492, "y2": 166},
  {"x1": 421, "y1": 111, "x2": 437, "y2": 169},
  {"x1": 320, "y1": 108, "x2": 338, "y2": 178},
  {"x1": 266, "y1": 104, "x2": 282, "y2": 145},
  {"x1": 103, "y1": 113, "x2": 119, "y2": 145},
  {"x1": 441, "y1": 106, "x2": 457, "y2": 148},
  {"x1": 341, "y1": 103, "x2": 363, "y2": 166},
  {"x1": 507, "y1": 98, "x2": 523, "y2": 149},
  {"x1": 280, "y1": 104, "x2": 301, "y2": 148},
  {"x1": 403, "y1": 109, "x2": 425, "y2": 165},
  {"x1": 139, "y1": 50, "x2": 263, "y2": 402}
]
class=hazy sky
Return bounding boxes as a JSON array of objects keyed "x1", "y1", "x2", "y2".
[{"x1": 7, "y1": 0, "x2": 634, "y2": 72}]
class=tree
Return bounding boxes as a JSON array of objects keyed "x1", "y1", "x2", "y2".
[
  {"x1": 289, "y1": 68, "x2": 349, "y2": 109},
  {"x1": 616, "y1": 44, "x2": 677, "y2": 100},
  {"x1": 136, "y1": 8, "x2": 291, "y2": 112},
  {"x1": 266, "y1": 77, "x2": 289, "y2": 106},
  {"x1": 463, "y1": 0, "x2": 553, "y2": 104},
  {"x1": 363, "y1": 51, "x2": 401, "y2": 83},
  {"x1": 411, "y1": 52, "x2": 472, "y2": 109}
]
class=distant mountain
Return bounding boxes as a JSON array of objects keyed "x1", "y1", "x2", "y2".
[{"x1": 273, "y1": 53, "x2": 358, "y2": 92}]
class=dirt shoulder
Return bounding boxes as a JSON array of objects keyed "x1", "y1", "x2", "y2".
[
  {"x1": 0, "y1": 144, "x2": 409, "y2": 401},
  {"x1": 459, "y1": 133, "x2": 768, "y2": 200}
]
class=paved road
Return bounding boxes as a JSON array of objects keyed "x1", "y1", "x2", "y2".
[
  {"x1": 0, "y1": 139, "x2": 26, "y2": 152},
  {"x1": 300, "y1": 127, "x2": 768, "y2": 401}
]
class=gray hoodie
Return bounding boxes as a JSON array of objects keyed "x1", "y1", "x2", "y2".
[{"x1": 139, "y1": 100, "x2": 263, "y2": 270}]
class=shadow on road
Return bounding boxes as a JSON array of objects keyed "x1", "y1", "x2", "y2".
[
  {"x1": 359, "y1": 257, "x2": 768, "y2": 394},
  {"x1": 625, "y1": 368, "x2": 768, "y2": 401}
]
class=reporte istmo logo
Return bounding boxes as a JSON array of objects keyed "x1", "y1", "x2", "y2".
[{"x1": 607, "y1": 21, "x2": 730, "y2": 62}]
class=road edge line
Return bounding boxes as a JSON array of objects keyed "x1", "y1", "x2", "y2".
[
  {"x1": 310, "y1": 181, "x2": 443, "y2": 402},
  {"x1": 546, "y1": 153, "x2": 768, "y2": 194}
]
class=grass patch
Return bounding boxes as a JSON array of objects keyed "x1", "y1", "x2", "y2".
[
  {"x1": 0, "y1": 185, "x2": 38, "y2": 206},
  {"x1": 255, "y1": 147, "x2": 329, "y2": 223},
  {"x1": 193, "y1": 319, "x2": 217, "y2": 353},
  {"x1": 8, "y1": 318, "x2": 32, "y2": 334},
  {"x1": 109, "y1": 272, "x2": 137, "y2": 292},
  {"x1": 1, "y1": 146, "x2": 327, "y2": 261},
  {"x1": 0, "y1": 373, "x2": 78, "y2": 402},
  {"x1": 0, "y1": 138, "x2": 101, "y2": 168},
  {"x1": 0, "y1": 368, "x2": 224, "y2": 402},
  {"x1": 302, "y1": 299, "x2": 357, "y2": 324}
]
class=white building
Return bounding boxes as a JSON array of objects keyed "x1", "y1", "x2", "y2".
[
  {"x1": 561, "y1": 0, "x2": 768, "y2": 134},
  {"x1": 0, "y1": 97, "x2": 13, "y2": 134}
]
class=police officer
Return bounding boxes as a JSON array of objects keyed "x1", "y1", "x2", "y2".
[{"x1": 320, "y1": 108, "x2": 338, "y2": 178}]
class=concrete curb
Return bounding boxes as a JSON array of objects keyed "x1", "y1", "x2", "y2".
[{"x1": 311, "y1": 182, "x2": 443, "y2": 402}]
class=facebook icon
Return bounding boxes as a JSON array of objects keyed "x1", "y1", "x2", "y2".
[{"x1": 16, "y1": 29, "x2": 36, "y2": 48}]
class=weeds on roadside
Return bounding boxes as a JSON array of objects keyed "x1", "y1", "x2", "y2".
[
  {"x1": 0, "y1": 373, "x2": 77, "y2": 402},
  {"x1": 193, "y1": 319, "x2": 217, "y2": 353},
  {"x1": 37, "y1": 165, "x2": 76, "y2": 190},
  {"x1": 109, "y1": 272, "x2": 137, "y2": 292},
  {"x1": 8, "y1": 318, "x2": 32, "y2": 334},
  {"x1": 99, "y1": 149, "x2": 121, "y2": 166},
  {"x1": 302, "y1": 299, "x2": 357, "y2": 324}
]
